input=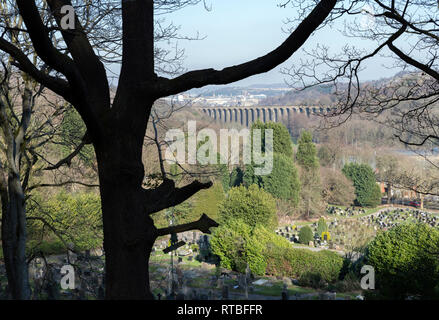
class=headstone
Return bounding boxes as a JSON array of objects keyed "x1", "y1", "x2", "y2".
[
  {"x1": 45, "y1": 268, "x2": 60, "y2": 300},
  {"x1": 221, "y1": 284, "x2": 229, "y2": 300}
]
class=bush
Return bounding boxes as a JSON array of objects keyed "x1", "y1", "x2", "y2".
[
  {"x1": 211, "y1": 218, "x2": 344, "y2": 283},
  {"x1": 219, "y1": 184, "x2": 278, "y2": 230},
  {"x1": 27, "y1": 191, "x2": 102, "y2": 251},
  {"x1": 298, "y1": 272, "x2": 327, "y2": 289},
  {"x1": 210, "y1": 220, "x2": 289, "y2": 275},
  {"x1": 366, "y1": 223, "x2": 439, "y2": 299},
  {"x1": 317, "y1": 217, "x2": 328, "y2": 237},
  {"x1": 342, "y1": 163, "x2": 381, "y2": 207},
  {"x1": 298, "y1": 226, "x2": 313, "y2": 244},
  {"x1": 264, "y1": 245, "x2": 343, "y2": 284},
  {"x1": 243, "y1": 153, "x2": 301, "y2": 205}
]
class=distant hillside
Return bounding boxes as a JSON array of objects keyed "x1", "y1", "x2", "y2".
[{"x1": 260, "y1": 84, "x2": 336, "y2": 106}]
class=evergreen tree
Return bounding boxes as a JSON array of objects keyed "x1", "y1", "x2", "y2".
[
  {"x1": 296, "y1": 131, "x2": 324, "y2": 217},
  {"x1": 342, "y1": 163, "x2": 382, "y2": 207},
  {"x1": 317, "y1": 217, "x2": 328, "y2": 237},
  {"x1": 251, "y1": 121, "x2": 293, "y2": 157},
  {"x1": 296, "y1": 130, "x2": 319, "y2": 169}
]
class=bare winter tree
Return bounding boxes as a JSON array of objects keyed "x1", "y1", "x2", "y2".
[
  {"x1": 284, "y1": 0, "x2": 439, "y2": 170},
  {"x1": 0, "y1": 0, "x2": 337, "y2": 299}
]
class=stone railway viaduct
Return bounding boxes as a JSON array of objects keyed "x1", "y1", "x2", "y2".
[{"x1": 197, "y1": 106, "x2": 334, "y2": 126}]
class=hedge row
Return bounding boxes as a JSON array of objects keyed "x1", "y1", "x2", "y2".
[
  {"x1": 264, "y1": 244, "x2": 343, "y2": 283},
  {"x1": 210, "y1": 218, "x2": 344, "y2": 282}
]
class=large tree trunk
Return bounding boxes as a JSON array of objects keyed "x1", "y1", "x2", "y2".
[
  {"x1": 95, "y1": 99, "x2": 157, "y2": 299},
  {"x1": 1, "y1": 173, "x2": 31, "y2": 300},
  {"x1": 98, "y1": 176, "x2": 157, "y2": 300}
]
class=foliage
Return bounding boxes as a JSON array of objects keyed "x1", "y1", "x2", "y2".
[
  {"x1": 219, "y1": 163, "x2": 231, "y2": 193},
  {"x1": 317, "y1": 217, "x2": 328, "y2": 236},
  {"x1": 191, "y1": 182, "x2": 225, "y2": 222},
  {"x1": 27, "y1": 192, "x2": 102, "y2": 251},
  {"x1": 296, "y1": 130, "x2": 319, "y2": 170},
  {"x1": 59, "y1": 107, "x2": 95, "y2": 166},
  {"x1": 264, "y1": 245, "x2": 343, "y2": 283},
  {"x1": 243, "y1": 154, "x2": 301, "y2": 205},
  {"x1": 298, "y1": 226, "x2": 313, "y2": 244},
  {"x1": 366, "y1": 223, "x2": 439, "y2": 299},
  {"x1": 317, "y1": 145, "x2": 337, "y2": 168},
  {"x1": 229, "y1": 167, "x2": 244, "y2": 187},
  {"x1": 342, "y1": 163, "x2": 382, "y2": 207},
  {"x1": 251, "y1": 121, "x2": 293, "y2": 157},
  {"x1": 296, "y1": 131, "x2": 324, "y2": 216},
  {"x1": 219, "y1": 184, "x2": 278, "y2": 230},
  {"x1": 152, "y1": 182, "x2": 225, "y2": 228},
  {"x1": 210, "y1": 220, "x2": 290, "y2": 275}
]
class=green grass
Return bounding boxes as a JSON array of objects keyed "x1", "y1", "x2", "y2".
[
  {"x1": 252, "y1": 283, "x2": 314, "y2": 297},
  {"x1": 150, "y1": 250, "x2": 203, "y2": 269}
]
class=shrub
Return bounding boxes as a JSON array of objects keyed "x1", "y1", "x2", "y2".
[
  {"x1": 317, "y1": 217, "x2": 328, "y2": 237},
  {"x1": 210, "y1": 219, "x2": 251, "y2": 272},
  {"x1": 27, "y1": 191, "x2": 102, "y2": 251},
  {"x1": 366, "y1": 223, "x2": 439, "y2": 299},
  {"x1": 264, "y1": 245, "x2": 343, "y2": 283},
  {"x1": 219, "y1": 184, "x2": 278, "y2": 230},
  {"x1": 243, "y1": 153, "x2": 301, "y2": 205},
  {"x1": 210, "y1": 220, "x2": 289, "y2": 275},
  {"x1": 298, "y1": 226, "x2": 313, "y2": 244},
  {"x1": 342, "y1": 163, "x2": 381, "y2": 207}
]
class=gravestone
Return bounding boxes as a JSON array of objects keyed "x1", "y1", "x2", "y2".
[
  {"x1": 221, "y1": 284, "x2": 229, "y2": 300},
  {"x1": 45, "y1": 268, "x2": 60, "y2": 300}
]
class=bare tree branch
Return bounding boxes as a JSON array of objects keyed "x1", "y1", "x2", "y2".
[{"x1": 156, "y1": 213, "x2": 218, "y2": 236}]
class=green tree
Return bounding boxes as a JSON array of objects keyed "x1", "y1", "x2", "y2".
[
  {"x1": 296, "y1": 131, "x2": 319, "y2": 170},
  {"x1": 27, "y1": 192, "x2": 102, "y2": 252},
  {"x1": 296, "y1": 131, "x2": 324, "y2": 217},
  {"x1": 317, "y1": 217, "x2": 328, "y2": 237},
  {"x1": 366, "y1": 223, "x2": 439, "y2": 299},
  {"x1": 210, "y1": 220, "x2": 290, "y2": 275},
  {"x1": 219, "y1": 184, "x2": 278, "y2": 230},
  {"x1": 299, "y1": 225, "x2": 314, "y2": 244},
  {"x1": 342, "y1": 163, "x2": 382, "y2": 207},
  {"x1": 251, "y1": 121, "x2": 293, "y2": 157},
  {"x1": 244, "y1": 153, "x2": 301, "y2": 205}
]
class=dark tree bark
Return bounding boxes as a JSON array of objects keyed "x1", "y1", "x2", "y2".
[
  {"x1": 0, "y1": 76, "x2": 33, "y2": 300},
  {"x1": 0, "y1": 0, "x2": 337, "y2": 299},
  {"x1": 1, "y1": 173, "x2": 31, "y2": 300}
]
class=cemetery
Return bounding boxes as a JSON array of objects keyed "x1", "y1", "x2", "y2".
[
  {"x1": 274, "y1": 206, "x2": 439, "y2": 252},
  {"x1": 0, "y1": 201, "x2": 438, "y2": 300}
]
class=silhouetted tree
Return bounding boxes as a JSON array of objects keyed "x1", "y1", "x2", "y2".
[{"x1": 0, "y1": 0, "x2": 337, "y2": 299}]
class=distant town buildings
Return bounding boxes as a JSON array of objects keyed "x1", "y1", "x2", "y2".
[{"x1": 163, "y1": 92, "x2": 268, "y2": 107}]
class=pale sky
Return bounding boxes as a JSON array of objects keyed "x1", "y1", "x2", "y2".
[{"x1": 162, "y1": 0, "x2": 398, "y2": 86}]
